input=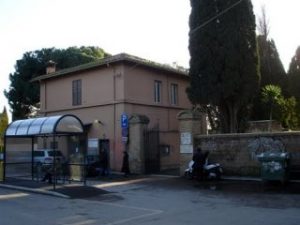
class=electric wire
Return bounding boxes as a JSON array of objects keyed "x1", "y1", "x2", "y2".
[{"x1": 190, "y1": 0, "x2": 245, "y2": 35}]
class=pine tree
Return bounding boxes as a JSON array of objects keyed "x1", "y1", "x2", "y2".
[
  {"x1": 187, "y1": 0, "x2": 260, "y2": 133},
  {"x1": 4, "y1": 46, "x2": 110, "y2": 120},
  {"x1": 288, "y1": 46, "x2": 300, "y2": 100},
  {"x1": 287, "y1": 46, "x2": 300, "y2": 128}
]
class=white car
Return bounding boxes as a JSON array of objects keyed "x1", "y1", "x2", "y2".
[{"x1": 33, "y1": 149, "x2": 65, "y2": 164}]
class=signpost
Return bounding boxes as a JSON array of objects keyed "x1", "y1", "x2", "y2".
[
  {"x1": 121, "y1": 113, "x2": 128, "y2": 128},
  {"x1": 121, "y1": 113, "x2": 129, "y2": 144}
]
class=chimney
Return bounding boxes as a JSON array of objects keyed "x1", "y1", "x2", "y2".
[{"x1": 46, "y1": 60, "x2": 56, "y2": 74}]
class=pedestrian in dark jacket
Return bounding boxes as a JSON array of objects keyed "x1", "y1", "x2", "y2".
[
  {"x1": 121, "y1": 151, "x2": 130, "y2": 177},
  {"x1": 192, "y1": 147, "x2": 205, "y2": 180}
]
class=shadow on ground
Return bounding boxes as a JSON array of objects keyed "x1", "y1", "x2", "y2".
[{"x1": 193, "y1": 179, "x2": 300, "y2": 195}]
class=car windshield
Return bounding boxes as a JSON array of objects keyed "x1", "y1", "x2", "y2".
[{"x1": 48, "y1": 150, "x2": 63, "y2": 157}]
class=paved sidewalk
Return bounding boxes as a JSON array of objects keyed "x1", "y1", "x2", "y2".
[
  {"x1": 1, "y1": 174, "x2": 300, "y2": 199},
  {"x1": 0, "y1": 173, "x2": 147, "y2": 198}
]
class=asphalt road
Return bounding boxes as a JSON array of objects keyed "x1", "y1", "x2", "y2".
[{"x1": 1, "y1": 176, "x2": 300, "y2": 225}]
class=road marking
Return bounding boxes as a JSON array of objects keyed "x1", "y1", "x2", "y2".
[
  {"x1": 0, "y1": 192, "x2": 29, "y2": 200},
  {"x1": 64, "y1": 219, "x2": 96, "y2": 225},
  {"x1": 98, "y1": 202, "x2": 163, "y2": 225},
  {"x1": 104, "y1": 210, "x2": 162, "y2": 225},
  {"x1": 92, "y1": 177, "x2": 160, "y2": 188}
]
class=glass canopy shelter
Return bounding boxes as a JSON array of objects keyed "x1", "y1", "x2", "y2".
[{"x1": 2, "y1": 114, "x2": 86, "y2": 189}]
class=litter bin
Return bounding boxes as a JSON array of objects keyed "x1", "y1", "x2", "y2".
[{"x1": 257, "y1": 151, "x2": 289, "y2": 183}]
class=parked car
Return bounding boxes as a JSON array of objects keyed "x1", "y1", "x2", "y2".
[{"x1": 33, "y1": 149, "x2": 65, "y2": 165}]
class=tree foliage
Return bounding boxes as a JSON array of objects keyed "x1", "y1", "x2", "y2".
[
  {"x1": 261, "y1": 85, "x2": 282, "y2": 122},
  {"x1": 251, "y1": 7, "x2": 288, "y2": 122},
  {"x1": 261, "y1": 85, "x2": 298, "y2": 130},
  {"x1": 287, "y1": 46, "x2": 300, "y2": 128},
  {"x1": 278, "y1": 96, "x2": 298, "y2": 129},
  {"x1": 4, "y1": 46, "x2": 110, "y2": 120},
  {"x1": 257, "y1": 36, "x2": 287, "y2": 90},
  {"x1": 288, "y1": 46, "x2": 300, "y2": 100},
  {"x1": 187, "y1": 0, "x2": 260, "y2": 133}
]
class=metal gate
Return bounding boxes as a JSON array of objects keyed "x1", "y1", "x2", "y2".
[{"x1": 144, "y1": 125, "x2": 160, "y2": 174}]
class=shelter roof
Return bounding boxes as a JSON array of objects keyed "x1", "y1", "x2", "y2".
[{"x1": 5, "y1": 114, "x2": 84, "y2": 137}]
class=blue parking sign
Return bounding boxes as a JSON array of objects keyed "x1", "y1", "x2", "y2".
[{"x1": 121, "y1": 113, "x2": 128, "y2": 128}]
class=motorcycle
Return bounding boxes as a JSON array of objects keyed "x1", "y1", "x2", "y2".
[{"x1": 185, "y1": 159, "x2": 223, "y2": 180}]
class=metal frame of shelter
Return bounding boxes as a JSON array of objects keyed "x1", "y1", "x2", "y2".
[{"x1": 2, "y1": 114, "x2": 85, "y2": 190}]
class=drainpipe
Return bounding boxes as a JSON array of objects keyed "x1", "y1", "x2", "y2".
[{"x1": 112, "y1": 65, "x2": 117, "y2": 170}]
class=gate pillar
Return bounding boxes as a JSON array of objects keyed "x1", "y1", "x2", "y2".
[
  {"x1": 177, "y1": 110, "x2": 206, "y2": 176},
  {"x1": 128, "y1": 114, "x2": 149, "y2": 174}
]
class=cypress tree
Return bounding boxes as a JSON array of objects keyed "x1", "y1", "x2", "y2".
[{"x1": 187, "y1": 0, "x2": 260, "y2": 133}]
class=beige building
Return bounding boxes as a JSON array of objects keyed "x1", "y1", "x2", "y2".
[{"x1": 33, "y1": 53, "x2": 191, "y2": 173}]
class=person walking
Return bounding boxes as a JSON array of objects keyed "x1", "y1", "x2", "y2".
[{"x1": 121, "y1": 151, "x2": 130, "y2": 177}]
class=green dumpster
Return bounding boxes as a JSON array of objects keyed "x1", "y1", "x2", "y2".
[{"x1": 257, "y1": 151, "x2": 289, "y2": 182}]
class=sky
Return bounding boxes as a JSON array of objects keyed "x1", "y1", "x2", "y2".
[{"x1": 1, "y1": 0, "x2": 300, "y2": 121}]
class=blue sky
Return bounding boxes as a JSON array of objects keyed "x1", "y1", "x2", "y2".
[{"x1": 1, "y1": 0, "x2": 299, "y2": 121}]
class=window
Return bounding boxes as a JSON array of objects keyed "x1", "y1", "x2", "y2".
[
  {"x1": 154, "y1": 80, "x2": 162, "y2": 103},
  {"x1": 72, "y1": 79, "x2": 82, "y2": 106},
  {"x1": 170, "y1": 83, "x2": 178, "y2": 105}
]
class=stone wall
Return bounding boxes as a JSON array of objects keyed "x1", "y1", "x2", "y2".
[{"x1": 194, "y1": 132, "x2": 300, "y2": 177}]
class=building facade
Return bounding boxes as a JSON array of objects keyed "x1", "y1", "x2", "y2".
[{"x1": 33, "y1": 53, "x2": 192, "y2": 172}]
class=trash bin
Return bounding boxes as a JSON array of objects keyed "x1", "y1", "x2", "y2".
[
  {"x1": 70, "y1": 153, "x2": 84, "y2": 181},
  {"x1": 257, "y1": 151, "x2": 290, "y2": 183}
]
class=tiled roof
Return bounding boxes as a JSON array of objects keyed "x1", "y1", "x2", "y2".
[{"x1": 31, "y1": 53, "x2": 189, "y2": 82}]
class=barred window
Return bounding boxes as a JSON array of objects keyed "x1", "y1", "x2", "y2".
[
  {"x1": 170, "y1": 83, "x2": 178, "y2": 105},
  {"x1": 154, "y1": 80, "x2": 162, "y2": 103},
  {"x1": 72, "y1": 79, "x2": 82, "y2": 106}
]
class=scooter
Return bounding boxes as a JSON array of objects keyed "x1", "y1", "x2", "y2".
[{"x1": 185, "y1": 159, "x2": 223, "y2": 180}]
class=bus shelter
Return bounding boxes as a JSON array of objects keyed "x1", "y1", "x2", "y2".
[{"x1": 2, "y1": 114, "x2": 86, "y2": 190}]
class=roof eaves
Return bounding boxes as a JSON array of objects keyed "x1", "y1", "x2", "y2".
[{"x1": 31, "y1": 53, "x2": 188, "y2": 82}]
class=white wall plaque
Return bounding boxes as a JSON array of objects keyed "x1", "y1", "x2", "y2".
[
  {"x1": 88, "y1": 138, "x2": 98, "y2": 148},
  {"x1": 180, "y1": 132, "x2": 192, "y2": 145}
]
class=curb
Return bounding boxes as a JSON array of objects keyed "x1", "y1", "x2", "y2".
[{"x1": 0, "y1": 183, "x2": 70, "y2": 199}]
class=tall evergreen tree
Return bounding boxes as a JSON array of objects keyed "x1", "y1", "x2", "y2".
[
  {"x1": 257, "y1": 36, "x2": 287, "y2": 90},
  {"x1": 256, "y1": 7, "x2": 287, "y2": 92},
  {"x1": 4, "y1": 46, "x2": 110, "y2": 120},
  {"x1": 287, "y1": 46, "x2": 300, "y2": 127},
  {"x1": 187, "y1": 0, "x2": 260, "y2": 133},
  {"x1": 288, "y1": 46, "x2": 300, "y2": 99},
  {"x1": 251, "y1": 7, "x2": 288, "y2": 121},
  {"x1": 251, "y1": 36, "x2": 287, "y2": 120}
]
